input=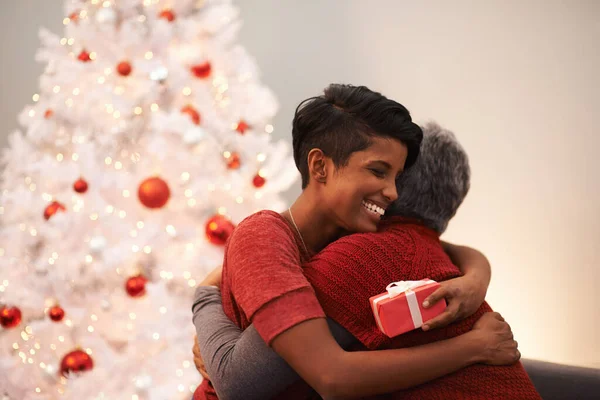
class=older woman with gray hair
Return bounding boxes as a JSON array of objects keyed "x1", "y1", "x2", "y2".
[{"x1": 191, "y1": 123, "x2": 540, "y2": 399}]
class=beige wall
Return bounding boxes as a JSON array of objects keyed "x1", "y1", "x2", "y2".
[{"x1": 2, "y1": 1, "x2": 599, "y2": 368}]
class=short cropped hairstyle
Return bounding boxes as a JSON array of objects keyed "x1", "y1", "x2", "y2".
[
  {"x1": 387, "y1": 122, "x2": 470, "y2": 233},
  {"x1": 292, "y1": 84, "x2": 423, "y2": 189}
]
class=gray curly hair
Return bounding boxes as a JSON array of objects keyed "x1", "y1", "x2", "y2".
[{"x1": 387, "y1": 121, "x2": 470, "y2": 233}]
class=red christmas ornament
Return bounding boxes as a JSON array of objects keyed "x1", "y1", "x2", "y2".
[
  {"x1": 48, "y1": 305, "x2": 65, "y2": 322},
  {"x1": 181, "y1": 105, "x2": 201, "y2": 125},
  {"x1": 159, "y1": 9, "x2": 175, "y2": 22},
  {"x1": 60, "y1": 349, "x2": 94, "y2": 377},
  {"x1": 235, "y1": 120, "x2": 249, "y2": 134},
  {"x1": 117, "y1": 61, "x2": 132, "y2": 77},
  {"x1": 78, "y1": 50, "x2": 92, "y2": 62},
  {"x1": 191, "y1": 62, "x2": 212, "y2": 79},
  {"x1": 69, "y1": 11, "x2": 80, "y2": 23},
  {"x1": 225, "y1": 152, "x2": 241, "y2": 170},
  {"x1": 252, "y1": 174, "x2": 266, "y2": 188},
  {"x1": 125, "y1": 275, "x2": 147, "y2": 297},
  {"x1": 44, "y1": 109, "x2": 54, "y2": 119},
  {"x1": 73, "y1": 178, "x2": 88, "y2": 193},
  {"x1": 138, "y1": 177, "x2": 170, "y2": 209},
  {"x1": 44, "y1": 201, "x2": 66, "y2": 220},
  {"x1": 205, "y1": 215, "x2": 235, "y2": 246},
  {"x1": 0, "y1": 306, "x2": 22, "y2": 329}
]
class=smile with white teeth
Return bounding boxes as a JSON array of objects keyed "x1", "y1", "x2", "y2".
[{"x1": 361, "y1": 200, "x2": 385, "y2": 217}]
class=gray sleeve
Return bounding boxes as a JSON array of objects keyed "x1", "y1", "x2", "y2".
[{"x1": 192, "y1": 286, "x2": 356, "y2": 400}]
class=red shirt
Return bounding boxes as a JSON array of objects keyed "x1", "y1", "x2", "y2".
[
  {"x1": 193, "y1": 211, "x2": 324, "y2": 400},
  {"x1": 302, "y1": 217, "x2": 541, "y2": 399}
]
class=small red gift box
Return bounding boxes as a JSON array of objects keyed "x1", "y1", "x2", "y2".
[{"x1": 369, "y1": 279, "x2": 447, "y2": 338}]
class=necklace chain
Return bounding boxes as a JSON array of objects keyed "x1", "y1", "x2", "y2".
[{"x1": 288, "y1": 207, "x2": 309, "y2": 255}]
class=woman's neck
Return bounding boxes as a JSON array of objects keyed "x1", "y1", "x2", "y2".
[{"x1": 287, "y1": 191, "x2": 343, "y2": 254}]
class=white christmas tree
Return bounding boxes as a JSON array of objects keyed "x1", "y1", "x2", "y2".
[{"x1": 0, "y1": 0, "x2": 297, "y2": 398}]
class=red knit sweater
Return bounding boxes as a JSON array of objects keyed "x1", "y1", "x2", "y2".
[{"x1": 303, "y1": 216, "x2": 541, "y2": 399}]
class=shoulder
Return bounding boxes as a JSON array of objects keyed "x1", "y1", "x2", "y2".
[{"x1": 230, "y1": 210, "x2": 294, "y2": 243}]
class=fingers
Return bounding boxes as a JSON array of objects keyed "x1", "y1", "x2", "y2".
[
  {"x1": 422, "y1": 286, "x2": 447, "y2": 309},
  {"x1": 422, "y1": 305, "x2": 458, "y2": 331}
]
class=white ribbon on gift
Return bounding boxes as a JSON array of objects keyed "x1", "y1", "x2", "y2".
[{"x1": 372, "y1": 280, "x2": 435, "y2": 335}]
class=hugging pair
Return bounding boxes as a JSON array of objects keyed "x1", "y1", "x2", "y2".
[{"x1": 192, "y1": 85, "x2": 540, "y2": 399}]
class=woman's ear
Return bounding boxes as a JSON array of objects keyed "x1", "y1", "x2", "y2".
[{"x1": 307, "y1": 148, "x2": 328, "y2": 184}]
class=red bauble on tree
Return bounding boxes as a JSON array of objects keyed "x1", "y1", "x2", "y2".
[
  {"x1": 205, "y1": 215, "x2": 235, "y2": 245},
  {"x1": 138, "y1": 177, "x2": 170, "y2": 209},
  {"x1": 117, "y1": 61, "x2": 132, "y2": 77},
  {"x1": 235, "y1": 120, "x2": 249, "y2": 134},
  {"x1": 60, "y1": 349, "x2": 94, "y2": 377},
  {"x1": 159, "y1": 9, "x2": 175, "y2": 22},
  {"x1": 0, "y1": 306, "x2": 22, "y2": 329},
  {"x1": 44, "y1": 109, "x2": 54, "y2": 119},
  {"x1": 191, "y1": 62, "x2": 212, "y2": 79},
  {"x1": 125, "y1": 275, "x2": 147, "y2": 297},
  {"x1": 253, "y1": 173, "x2": 266, "y2": 188},
  {"x1": 225, "y1": 152, "x2": 241, "y2": 170},
  {"x1": 69, "y1": 11, "x2": 80, "y2": 23},
  {"x1": 48, "y1": 305, "x2": 65, "y2": 322},
  {"x1": 44, "y1": 201, "x2": 66, "y2": 220},
  {"x1": 181, "y1": 105, "x2": 201, "y2": 125},
  {"x1": 78, "y1": 50, "x2": 92, "y2": 62},
  {"x1": 73, "y1": 178, "x2": 88, "y2": 193}
]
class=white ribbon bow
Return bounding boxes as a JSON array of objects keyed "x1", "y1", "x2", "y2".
[{"x1": 386, "y1": 280, "x2": 434, "y2": 298}]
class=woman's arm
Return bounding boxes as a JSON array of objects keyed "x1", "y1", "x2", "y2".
[
  {"x1": 272, "y1": 312, "x2": 518, "y2": 399},
  {"x1": 192, "y1": 285, "x2": 356, "y2": 400},
  {"x1": 421, "y1": 241, "x2": 491, "y2": 330}
]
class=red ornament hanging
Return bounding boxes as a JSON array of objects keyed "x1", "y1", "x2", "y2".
[
  {"x1": 191, "y1": 62, "x2": 212, "y2": 79},
  {"x1": 117, "y1": 61, "x2": 132, "y2": 77},
  {"x1": 125, "y1": 275, "x2": 147, "y2": 297},
  {"x1": 138, "y1": 177, "x2": 170, "y2": 209},
  {"x1": 48, "y1": 305, "x2": 65, "y2": 322},
  {"x1": 252, "y1": 174, "x2": 266, "y2": 188},
  {"x1": 60, "y1": 349, "x2": 94, "y2": 377},
  {"x1": 44, "y1": 109, "x2": 54, "y2": 119},
  {"x1": 181, "y1": 105, "x2": 201, "y2": 125},
  {"x1": 78, "y1": 50, "x2": 92, "y2": 62},
  {"x1": 205, "y1": 215, "x2": 235, "y2": 246},
  {"x1": 44, "y1": 201, "x2": 66, "y2": 220},
  {"x1": 69, "y1": 11, "x2": 80, "y2": 23},
  {"x1": 225, "y1": 152, "x2": 241, "y2": 170},
  {"x1": 0, "y1": 306, "x2": 22, "y2": 329},
  {"x1": 73, "y1": 178, "x2": 88, "y2": 193},
  {"x1": 235, "y1": 120, "x2": 249, "y2": 134},
  {"x1": 159, "y1": 9, "x2": 175, "y2": 22}
]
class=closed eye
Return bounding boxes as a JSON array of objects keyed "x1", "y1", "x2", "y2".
[{"x1": 369, "y1": 168, "x2": 386, "y2": 178}]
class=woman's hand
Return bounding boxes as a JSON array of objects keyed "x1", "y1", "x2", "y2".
[
  {"x1": 470, "y1": 312, "x2": 520, "y2": 365},
  {"x1": 199, "y1": 266, "x2": 223, "y2": 288},
  {"x1": 193, "y1": 335, "x2": 210, "y2": 380},
  {"x1": 421, "y1": 274, "x2": 487, "y2": 330}
]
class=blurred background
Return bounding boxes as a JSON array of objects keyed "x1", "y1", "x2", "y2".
[{"x1": 1, "y1": 0, "x2": 598, "y2": 369}]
